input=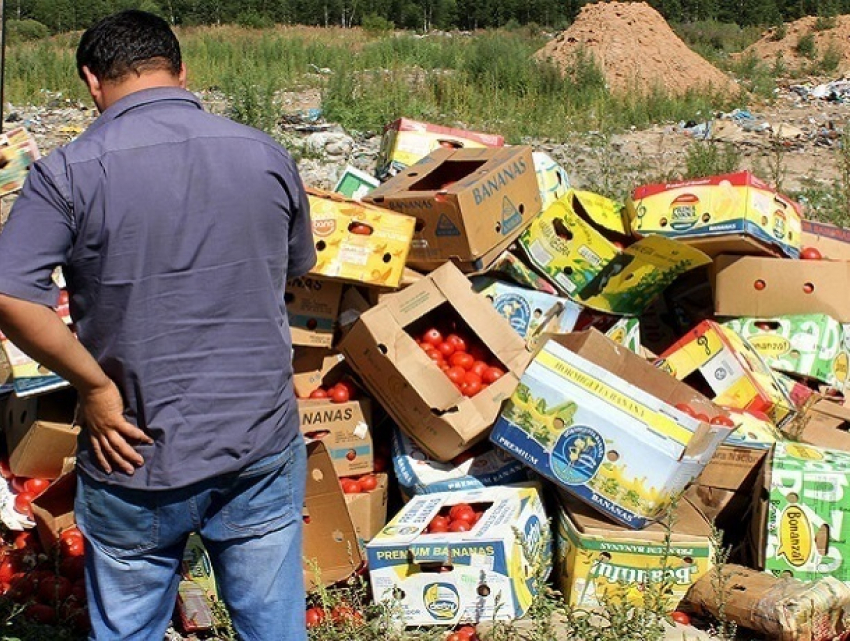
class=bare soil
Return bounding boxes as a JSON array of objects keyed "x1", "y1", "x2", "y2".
[{"x1": 742, "y1": 14, "x2": 850, "y2": 72}]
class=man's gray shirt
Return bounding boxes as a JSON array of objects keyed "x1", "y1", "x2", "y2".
[{"x1": 0, "y1": 87, "x2": 316, "y2": 489}]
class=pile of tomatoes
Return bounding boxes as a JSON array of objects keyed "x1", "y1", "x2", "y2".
[
  {"x1": 301, "y1": 378, "x2": 358, "y2": 404},
  {"x1": 425, "y1": 502, "x2": 488, "y2": 534},
  {"x1": 339, "y1": 473, "x2": 380, "y2": 494},
  {"x1": 414, "y1": 328, "x2": 506, "y2": 397},
  {"x1": 0, "y1": 525, "x2": 88, "y2": 630},
  {"x1": 305, "y1": 602, "x2": 363, "y2": 628},
  {"x1": 0, "y1": 458, "x2": 50, "y2": 519},
  {"x1": 445, "y1": 625, "x2": 480, "y2": 641}
]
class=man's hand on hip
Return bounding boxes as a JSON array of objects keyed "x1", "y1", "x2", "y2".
[{"x1": 79, "y1": 380, "x2": 153, "y2": 475}]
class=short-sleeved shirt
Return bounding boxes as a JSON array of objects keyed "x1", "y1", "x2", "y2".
[{"x1": 0, "y1": 87, "x2": 316, "y2": 490}]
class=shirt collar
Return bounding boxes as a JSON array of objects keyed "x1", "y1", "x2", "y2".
[{"x1": 95, "y1": 86, "x2": 203, "y2": 125}]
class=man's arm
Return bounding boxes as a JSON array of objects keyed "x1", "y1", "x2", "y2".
[{"x1": 0, "y1": 295, "x2": 152, "y2": 476}]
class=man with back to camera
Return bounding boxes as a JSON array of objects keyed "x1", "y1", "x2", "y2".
[{"x1": 0, "y1": 10, "x2": 315, "y2": 640}]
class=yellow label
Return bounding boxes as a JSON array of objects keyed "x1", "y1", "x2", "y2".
[
  {"x1": 835, "y1": 352, "x2": 849, "y2": 383},
  {"x1": 749, "y1": 335, "x2": 791, "y2": 359},
  {"x1": 777, "y1": 505, "x2": 812, "y2": 567},
  {"x1": 785, "y1": 444, "x2": 825, "y2": 461},
  {"x1": 536, "y1": 350, "x2": 692, "y2": 445}
]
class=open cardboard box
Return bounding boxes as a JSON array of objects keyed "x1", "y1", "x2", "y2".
[
  {"x1": 802, "y1": 219, "x2": 850, "y2": 260},
  {"x1": 299, "y1": 398, "x2": 373, "y2": 477},
  {"x1": 780, "y1": 395, "x2": 850, "y2": 450},
  {"x1": 4, "y1": 388, "x2": 79, "y2": 479},
  {"x1": 713, "y1": 254, "x2": 850, "y2": 322},
  {"x1": 31, "y1": 464, "x2": 76, "y2": 551},
  {"x1": 364, "y1": 146, "x2": 541, "y2": 273},
  {"x1": 343, "y1": 472, "x2": 388, "y2": 545},
  {"x1": 339, "y1": 262, "x2": 529, "y2": 462},
  {"x1": 303, "y1": 439, "x2": 363, "y2": 589},
  {"x1": 286, "y1": 276, "x2": 343, "y2": 348}
]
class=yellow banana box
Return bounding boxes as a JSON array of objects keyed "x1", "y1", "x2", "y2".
[
  {"x1": 656, "y1": 320, "x2": 797, "y2": 429},
  {"x1": 491, "y1": 330, "x2": 734, "y2": 529},
  {"x1": 763, "y1": 441, "x2": 850, "y2": 582},
  {"x1": 627, "y1": 171, "x2": 802, "y2": 258},
  {"x1": 518, "y1": 190, "x2": 711, "y2": 315},
  {"x1": 366, "y1": 483, "x2": 549, "y2": 626},
  {"x1": 307, "y1": 188, "x2": 415, "y2": 289},
  {"x1": 532, "y1": 151, "x2": 571, "y2": 211},
  {"x1": 556, "y1": 494, "x2": 714, "y2": 609}
]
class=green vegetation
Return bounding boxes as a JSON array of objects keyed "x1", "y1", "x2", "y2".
[
  {"x1": 683, "y1": 140, "x2": 741, "y2": 178},
  {"x1": 795, "y1": 32, "x2": 818, "y2": 58}
]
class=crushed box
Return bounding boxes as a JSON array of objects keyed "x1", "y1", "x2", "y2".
[
  {"x1": 298, "y1": 398, "x2": 373, "y2": 476},
  {"x1": 491, "y1": 329, "x2": 733, "y2": 529},
  {"x1": 627, "y1": 171, "x2": 802, "y2": 258},
  {"x1": 533, "y1": 151, "x2": 571, "y2": 211},
  {"x1": 367, "y1": 483, "x2": 549, "y2": 626},
  {"x1": 307, "y1": 188, "x2": 416, "y2": 289},
  {"x1": 365, "y1": 146, "x2": 541, "y2": 272},
  {"x1": 375, "y1": 117, "x2": 504, "y2": 181},
  {"x1": 339, "y1": 262, "x2": 529, "y2": 462}
]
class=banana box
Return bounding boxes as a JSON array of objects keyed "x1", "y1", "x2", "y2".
[
  {"x1": 286, "y1": 276, "x2": 343, "y2": 348},
  {"x1": 367, "y1": 483, "x2": 549, "y2": 626},
  {"x1": 518, "y1": 190, "x2": 710, "y2": 315},
  {"x1": 604, "y1": 318, "x2": 641, "y2": 354},
  {"x1": 298, "y1": 398, "x2": 373, "y2": 477},
  {"x1": 533, "y1": 152, "x2": 571, "y2": 211},
  {"x1": 762, "y1": 441, "x2": 850, "y2": 582},
  {"x1": 470, "y1": 276, "x2": 582, "y2": 339},
  {"x1": 656, "y1": 320, "x2": 797, "y2": 429},
  {"x1": 307, "y1": 188, "x2": 415, "y2": 289},
  {"x1": 391, "y1": 426, "x2": 532, "y2": 497},
  {"x1": 334, "y1": 165, "x2": 380, "y2": 200},
  {"x1": 627, "y1": 171, "x2": 802, "y2": 259},
  {"x1": 375, "y1": 117, "x2": 504, "y2": 181},
  {"x1": 556, "y1": 493, "x2": 714, "y2": 609},
  {"x1": 724, "y1": 315, "x2": 849, "y2": 390},
  {"x1": 491, "y1": 329, "x2": 734, "y2": 529},
  {"x1": 474, "y1": 249, "x2": 558, "y2": 295}
]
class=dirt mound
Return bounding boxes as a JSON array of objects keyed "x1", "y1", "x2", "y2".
[
  {"x1": 537, "y1": 1, "x2": 738, "y2": 96},
  {"x1": 741, "y1": 15, "x2": 850, "y2": 72}
]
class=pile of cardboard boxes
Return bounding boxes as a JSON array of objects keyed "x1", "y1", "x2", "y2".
[{"x1": 5, "y1": 117, "x2": 850, "y2": 637}]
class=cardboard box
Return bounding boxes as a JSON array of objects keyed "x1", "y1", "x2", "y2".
[
  {"x1": 298, "y1": 398, "x2": 373, "y2": 476},
  {"x1": 179, "y1": 534, "x2": 224, "y2": 630},
  {"x1": 533, "y1": 151, "x2": 571, "y2": 211},
  {"x1": 801, "y1": 219, "x2": 850, "y2": 260},
  {"x1": 4, "y1": 388, "x2": 79, "y2": 479},
  {"x1": 286, "y1": 276, "x2": 343, "y2": 348},
  {"x1": 292, "y1": 347, "x2": 346, "y2": 399},
  {"x1": 491, "y1": 329, "x2": 734, "y2": 529},
  {"x1": 31, "y1": 469, "x2": 76, "y2": 551},
  {"x1": 303, "y1": 439, "x2": 364, "y2": 589},
  {"x1": 365, "y1": 146, "x2": 541, "y2": 272},
  {"x1": 0, "y1": 331, "x2": 69, "y2": 397},
  {"x1": 656, "y1": 320, "x2": 797, "y2": 429},
  {"x1": 367, "y1": 483, "x2": 549, "y2": 626},
  {"x1": 334, "y1": 165, "x2": 381, "y2": 200},
  {"x1": 604, "y1": 317, "x2": 641, "y2": 354},
  {"x1": 375, "y1": 117, "x2": 504, "y2": 181},
  {"x1": 713, "y1": 254, "x2": 850, "y2": 322},
  {"x1": 344, "y1": 472, "x2": 389, "y2": 544},
  {"x1": 391, "y1": 426, "x2": 531, "y2": 497},
  {"x1": 724, "y1": 315, "x2": 848, "y2": 389},
  {"x1": 473, "y1": 249, "x2": 558, "y2": 295},
  {"x1": 780, "y1": 396, "x2": 850, "y2": 450},
  {"x1": 307, "y1": 188, "x2": 416, "y2": 289},
  {"x1": 470, "y1": 276, "x2": 582, "y2": 340},
  {"x1": 556, "y1": 494, "x2": 714, "y2": 609},
  {"x1": 627, "y1": 171, "x2": 802, "y2": 258},
  {"x1": 339, "y1": 263, "x2": 529, "y2": 462},
  {"x1": 518, "y1": 190, "x2": 711, "y2": 315},
  {"x1": 761, "y1": 441, "x2": 850, "y2": 581}
]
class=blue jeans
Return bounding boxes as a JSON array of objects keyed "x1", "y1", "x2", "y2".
[{"x1": 75, "y1": 437, "x2": 308, "y2": 641}]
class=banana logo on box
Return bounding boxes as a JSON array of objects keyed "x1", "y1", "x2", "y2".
[
  {"x1": 423, "y1": 582, "x2": 460, "y2": 620},
  {"x1": 777, "y1": 504, "x2": 812, "y2": 568}
]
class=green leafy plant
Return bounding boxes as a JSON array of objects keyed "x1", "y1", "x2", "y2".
[
  {"x1": 795, "y1": 33, "x2": 817, "y2": 59},
  {"x1": 683, "y1": 140, "x2": 740, "y2": 179}
]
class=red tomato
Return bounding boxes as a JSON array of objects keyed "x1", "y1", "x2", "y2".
[
  {"x1": 305, "y1": 606, "x2": 326, "y2": 627},
  {"x1": 446, "y1": 366, "x2": 466, "y2": 385},
  {"x1": 38, "y1": 575, "x2": 72, "y2": 604},
  {"x1": 754, "y1": 321, "x2": 773, "y2": 332},
  {"x1": 10, "y1": 477, "x2": 28, "y2": 494},
  {"x1": 754, "y1": 279, "x2": 766, "y2": 291},
  {"x1": 447, "y1": 635, "x2": 463, "y2": 641},
  {"x1": 59, "y1": 556, "x2": 86, "y2": 582},
  {"x1": 468, "y1": 360, "x2": 488, "y2": 378},
  {"x1": 462, "y1": 371, "x2": 482, "y2": 386},
  {"x1": 345, "y1": 449, "x2": 357, "y2": 461},
  {"x1": 450, "y1": 505, "x2": 477, "y2": 523},
  {"x1": 422, "y1": 328, "x2": 443, "y2": 346},
  {"x1": 424, "y1": 348, "x2": 444, "y2": 364},
  {"x1": 349, "y1": 223, "x2": 372, "y2": 236},
  {"x1": 800, "y1": 247, "x2": 823, "y2": 260},
  {"x1": 674, "y1": 403, "x2": 696, "y2": 417},
  {"x1": 334, "y1": 379, "x2": 358, "y2": 399},
  {"x1": 330, "y1": 604, "x2": 363, "y2": 625},
  {"x1": 14, "y1": 492, "x2": 35, "y2": 518},
  {"x1": 445, "y1": 334, "x2": 467, "y2": 353},
  {"x1": 437, "y1": 341, "x2": 456, "y2": 358},
  {"x1": 309, "y1": 388, "x2": 328, "y2": 399},
  {"x1": 710, "y1": 415, "x2": 735, "y2": 427},
  {"x1": 461, "y1": 381, "x2": 482, "y2": 397},
  {"x1": 693, "y1": 413, "x2": 710, "y2": 423},
  {"x1": 670, "y1": 611, "x2": 691, "y2": 626},
  {"x1": 449, "y1": 520, "x2": 471, "y2": 532},
  {"x1": 329, "y1": 385, "x2": 350, "y2": 404},
  {"x1": 482, "y1": 366, "x2": 505, "y2": 384},
  {"x1": 24, "y1": 603, "x2": 56, "y2": 625},
  {"x1": 0, "y1": 558, "x2": 19, "y2": 584},
  {"x1": 23, "y1": 478, "x2": 50, "y2": 496},
  {"x1": 429, "y1": 515, "x2": 450, "y2": 533},
  {"x1": 803, "y1": 282, "x2": 814, "y2": 294},
  {"x1": 340, "y1": 478, "x2": 362, "y2": 494},
  {"x1": 449, "y1": 352, "x2": 475, "y2": 370},
  {"x1": 359, "y1": 474, "x2": 378, "y2": 492}
]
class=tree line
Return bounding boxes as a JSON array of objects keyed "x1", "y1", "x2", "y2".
[{"x1": 7, "y1": 0, "x2": 850, "y2": 35}]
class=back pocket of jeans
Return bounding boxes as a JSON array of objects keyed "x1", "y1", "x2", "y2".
[
  {"x1": 79, "y1": 484, "x2": 160, "y2": 555},
  {"x1": 221, "y1": 461, "x2": 296, "y2": 538}
]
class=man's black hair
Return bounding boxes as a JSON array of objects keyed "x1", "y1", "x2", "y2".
[{"x1": 76, "y1": 10, "x2": 181, "y2": 82}]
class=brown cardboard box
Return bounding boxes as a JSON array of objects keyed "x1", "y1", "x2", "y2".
[
  {"x1": 343, "y1": 473, "x2": 389, "y2": 544},
  {"x1": 31, "y1": 468, "x2": 76, "y2": 550},
  {"x1": 802, "y1": 219, "x2": 850, "y2": 260},
  {"x1": 713, "y1": 254, "x2": 850, "y2": 322},
  {"x1": 286, "y1": 276, "x2": 343, "y2": 348},
  {"x1": 339, "y1": 262, "x2": 529, "y2": 461},
  {"x1": 299, "y1": 398, "x2": 373, "y2": 476},
  {"x1": 364, "y1": 146, "x2": 541, "y2": 273},
  {"x1": 292, "y1": 347, "x2": 346, "y2": 399},
  {"x1": 4, "y1": 388, "x2": 79, "y2": 479},
  {"x1": 780, "y1": 396, "x2": 850, "y2": 450},
  {"x1": 303, "y1": 439, "x2": 363, "y2": 589}
]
